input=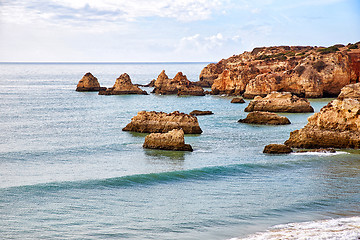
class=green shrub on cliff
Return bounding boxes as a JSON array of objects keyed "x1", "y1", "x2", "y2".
[{"x1": 317, "y1": 46, "x2": 339, "y2": 54}]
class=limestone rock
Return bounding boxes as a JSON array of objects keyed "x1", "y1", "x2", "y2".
[
  {"x1": 231, "y1": 97, "x2": 245, "y2": 103},
  {"x1": 244, "y1": 92, "x2": 314, "y2": 113},
  {"x1": 203, "y1": 43, "x2": 360, "y2": 97},
  {"x1": 238, "y1": 111, "x2": 291, "y2": 125},
  {"x1": 143, "y1": 129, "x2": 193, "y2": 151},
  {"x1": 76, "y1": 72, "x2": 106, "y2": 91},
  {"x1": 122, "y1": 111, "x2": 202, "y2": 134},
  {"x1": 337, "y1": 83, "x2": 360, "y2": 100},
  {"x1": 189, "y1": 110, "x2": 213, "y2": 116},
  {"x1": 99, "y1": 73, "x2": 148, "y2": 95},
  {"x1": 285, "y1": 83, "x2": 360, "y2": 149},
  {"x1": 263, "y1": 144, "x2": 293, "y2": 154},
  {"x1": 152, "y1": 70, "x2": 205, "y2": 96}
]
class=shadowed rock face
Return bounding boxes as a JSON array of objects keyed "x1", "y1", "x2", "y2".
[
  {"x1": 76, "y1": 72, "x2": 106, "y2": 91},
  {"x1": 189, "y1": 110, "x2": 213, "y2": 116},
  {"x1": 143, "y1": 129, "x2": 193, "y2": 151},
  {"x1": 285, "y1": 83, "x2": 360, "y2": 149},
  {"x1": 122, "y1": 111, "x2": 202, "y2": 134},
  {"x1": 244, "y1": 92, "x2": 314, "y2": 113},
  {"x1": 231, "y1": 97, "x2": 245, "y2": 103},
  {"x1": 201, "y1": 43, "x2": 360, "y2": 98},
  {"x1": 238, "y1": 111, "x2": 291, "y2": 125},
  {"x1": 99, "y1": 73, "x2": 148, "y2": 95},
  {"x1": 152, "y1": 70, "x2": 205, "y2": 96}
]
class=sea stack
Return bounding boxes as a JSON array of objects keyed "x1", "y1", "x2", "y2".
[
  {"x1": 244, "y1": 92, "x2": 314, "y2": 113},
  {"x1": 285, "y1": 83, "x2": 360, "y2": 149},
  {"x1": 76, "y1": 72, "x2": 106, "y2": 91},
  {"x1": 99, "y1": 73, "x2": 148, "y2": 95},
  {"x1": 152, "y1": 70, "x2": 205, "y2": 96},
  {"x1": 122, "y1": 111, "x2": 202, "y2": 134},
  {"x1": 143, "y1": 129, "x2": 193, "y2": 151}
]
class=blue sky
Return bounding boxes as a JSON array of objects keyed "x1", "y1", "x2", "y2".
[{"x1": 1, "y1": 0, "x2": 359, "y2": 62}]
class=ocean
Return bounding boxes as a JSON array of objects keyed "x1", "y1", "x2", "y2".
[{"x1": 1, "y1": 63, "x2": 360, "y2": 239}]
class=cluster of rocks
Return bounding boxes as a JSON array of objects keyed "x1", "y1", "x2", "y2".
[
  {"x1": 123, "y1": 110, "x2": 204, "y2": 151},
  {"x1": 152, "y1": 70, "x2": 205, "y2": 96},
  {"x1": 198, "y1": 43, "x2": 360, "y2": 98},
  {"x1": 76, "y1": 70, "x2": 206, "y2": 96}
]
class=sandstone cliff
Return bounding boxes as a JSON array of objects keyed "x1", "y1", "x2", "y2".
[
  {"x1": 285, "y1": 83, "x2": 360, "y2": 149},
  {"x1": 122, "y1": 111, "x2": 202, "y2": 134},
  {"x1": 76, "y1": 72, "x2": 106, "y2": 91},
  {"x1": 244, "y1": 92, "x2": 314, "y2": 113},
  {"x1": 143, "y1": 129, "x2": 193, "y2": 151},
  {"x1": 99, "y1": 73, "x2": 148, "y2": 95},
  {"x1": 200, "y1": 42, "x2": 360, "y2": 98},
  {"x1": 152, "y1": 70, "x2": 205, "y2": 96}
]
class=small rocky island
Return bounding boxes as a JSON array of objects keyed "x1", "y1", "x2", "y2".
[
  {"x1": 239, "y1": 111, "x2": 291, "y2": 125},
  {"x1": 244, "y1": 92, "x2": 314, "y2": 113},
  {"x1": 285, "y1": 83, "x2": 360, "y2": 149},
  {"x1": 76, "y1": 72, "x2": 106, "y2": 91},
  {"x1": 99, "y1": 73, "x2": 148, "y2": 95},
  {"x1": 152, "y1": 70, "x2": 205, "y2": 96},
  {"x1": 143, "y1": 129, "x2": 193, "y2": 151},
  {"x1": 123, "y1": 111, "x2": 202, "y2": 134}
]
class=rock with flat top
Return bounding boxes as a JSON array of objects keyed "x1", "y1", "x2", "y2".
[
  {"x1": 122, "y1": 111, "x2": 202, "y2": 134},
  {"x1": 238, "y1": 111, "x2": 291, "y2": 125},
  {"x1": 143, "y1": 129, "x2": 193, "y2": 151},
  {"x1": 189, "y1": 110, "x2": 213, "y2": 116},
  {"x1": 244, "y1": 92, "x2": 314, "y2": 113},
  {"x1": 263, "y1": 144, "x2": 293, "y2": 154}
]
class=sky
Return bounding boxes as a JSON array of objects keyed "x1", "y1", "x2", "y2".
[{"x1": 0, "y1": 0, "x2": 359, "y2": 62}]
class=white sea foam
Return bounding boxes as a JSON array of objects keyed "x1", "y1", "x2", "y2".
[
  {"x1": 292, "y1": 151, "x2": 349, "y2": 156},
  {"x1": 232, "y1": 216, "x2": 360, "y2": 240}
]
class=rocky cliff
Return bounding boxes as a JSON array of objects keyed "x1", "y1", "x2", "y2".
[
  {"x1": 199, "y1": 42, "x2": 360, "y2": 98},
  {"x1": 99, "y1": 73, "x2": 148, "y2": 95},
  {"x1": 285, "y1": 83, "x2": 360, "y2": 149},
  {"x1": 152, "y1": 70, "x2": 205, "y2": 96},
  {"x1": 122, "y1": 111, "x2": 202, "y2": 134}
]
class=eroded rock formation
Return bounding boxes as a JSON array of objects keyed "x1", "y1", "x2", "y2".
[
  {"x1": 76, "y1": 72, "x2": 106, "y2": 91},
  {"x1": 285, "y1": 83, "x2": 360, "y2": 149},
  {"x1": 143, "y1": 129, "x2": 193, "y2": 151},
  {"x1": 244, "y1": 92, "x2": 314, "y2": 113},
  {"x1": 152, "y1": 70, "x2": 205, "y2": 96},
  {"x1": 238, "y1": 111, "x2": 291, "y2": 125},
  {"x1": 122, "y1": 111, "x2": 202, "y2": 134},
  {"x1": 99, "y1": 73, "x2": 148, "y2": 95},
  {"x1": 201, "y1": 43, "x2": 360, "y2": 98}
]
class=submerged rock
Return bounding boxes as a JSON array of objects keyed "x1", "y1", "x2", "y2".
[
  {"x1": 143, "y1": 129, "x2": 193, "y2": 151},
  {"x1": 122, "y1": 111, "x2": 202, "y2": 134},
  {"x1": 238, "y1": 111, "x2": 291, "y2": 125},
  {"x1": 231, "y1": 97, "x2": 245, "y2": 103},
  {"x1": 263, "y1": 144, "x2": 293, "y2": 154},
  {"x1": 296, "y1": 148, "x2": 336, "y2": 153},
  {"x1": 76, "y1": 72, "x2": 106, "y2": 91},
  {"x1": 152, "y1": 70, "x2": 205, "y2": 96},
  {"x1": 244, "y1": 92, "x2": 314, "y2": 113},
  {"x1": 285, "y1": 83, "x2": 360, "y2": 149},
  {"x1": 99, "y1": 73, "x2": 148, "y2": 95},
  {"x1": 189, "y1": 110, "x2": 213, "y2": 116}
]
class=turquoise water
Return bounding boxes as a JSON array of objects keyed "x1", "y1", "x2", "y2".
[{"x1": 1, "y1": 63, "x2": 360, "y2": 239}]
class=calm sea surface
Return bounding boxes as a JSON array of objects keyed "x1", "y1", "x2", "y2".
[{"x1": 1, "y1": 63, "x2": 360, "y2": 239}]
